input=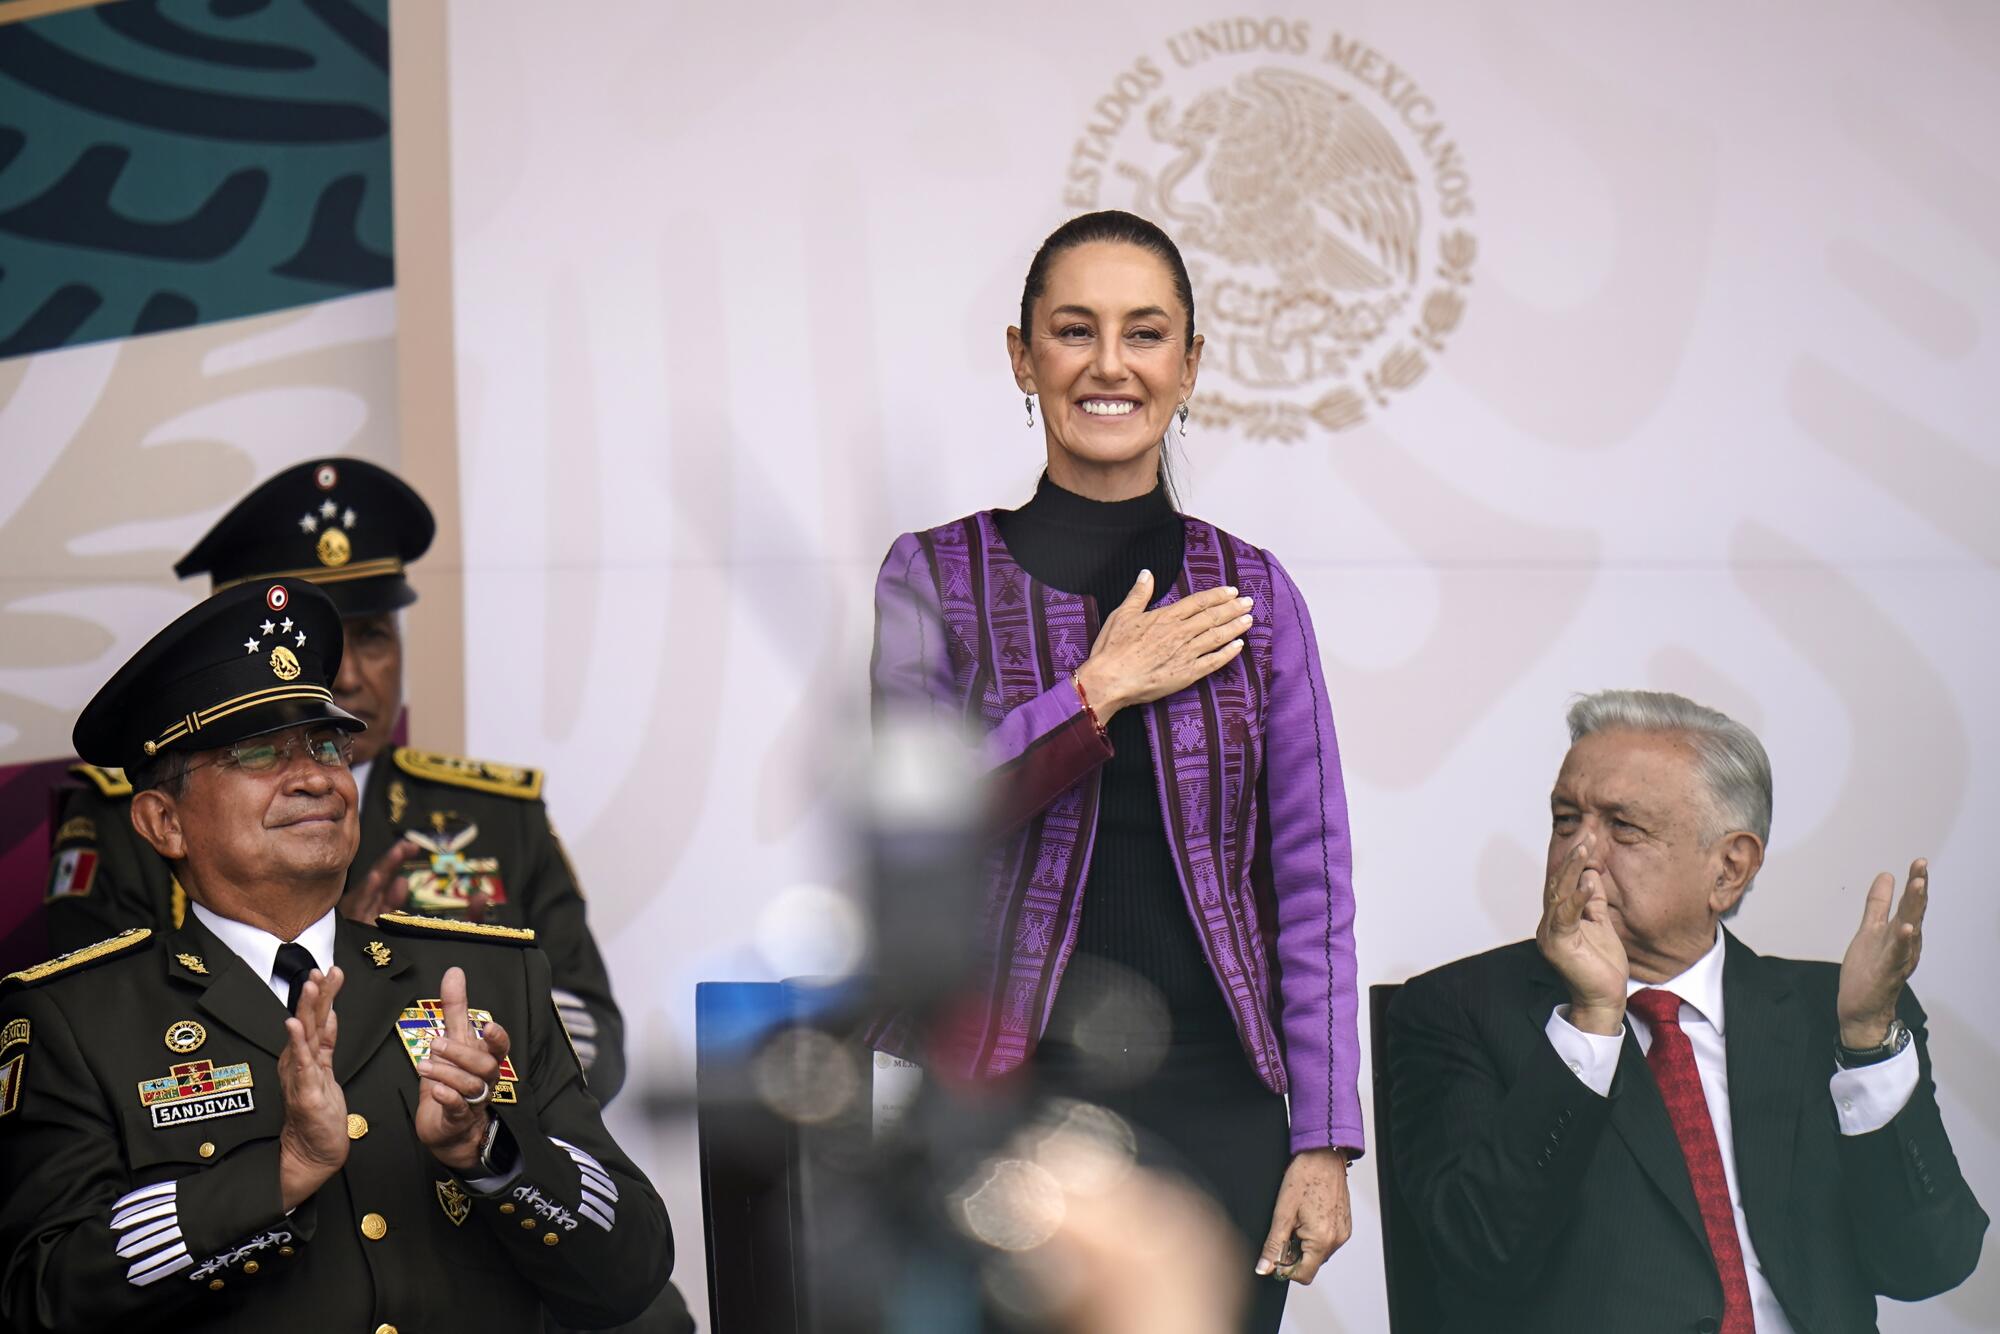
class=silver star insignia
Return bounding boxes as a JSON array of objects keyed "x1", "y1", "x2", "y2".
[
  {"x1": 343, "y1": 508, "x2": 356, "y2": 528},
  {"x1": 294, "y1": 631, "x2": 307, "y2": 648},
  {"x1": 319, "y1": 500, "x2": 338, "y2": 519},
  {"x1": 260, "y1": 620, "x2": 276, "y2": 636},
  {"x1": 243, "y1": 637, "x2": 261, "y2": 654},
  {"x1": 280, "y1": 618, "x2": 294, "y2": 633},
  {"x1": 300, "y1": 513, "x2": 318, "y2": 533}
]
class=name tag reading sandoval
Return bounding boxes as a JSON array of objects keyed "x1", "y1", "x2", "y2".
[{"x1": 138, "y1": 1060, "x2": 255, "y2": 1128}]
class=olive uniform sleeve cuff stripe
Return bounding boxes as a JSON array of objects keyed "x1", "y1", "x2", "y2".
[
  {"x1": 113, "y1": 1179, "x2": 178, "y2": 1211},
  {"x1": 115, "y1": 1217, "x2": 181, "y2": 1257},
  {"x1": 128, "y1": 1243, "x2": 193, "y2": 1285}
]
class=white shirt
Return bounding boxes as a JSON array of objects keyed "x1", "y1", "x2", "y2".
[
  {"x1": 1545, "y1": 931, "x2": 1918, "y2": 1332},
  {"x1": 191, "y1": 902, "x2": 337, "y2": 1005}
]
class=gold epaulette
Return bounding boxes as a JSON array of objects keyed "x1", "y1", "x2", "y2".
[
  {"x1": 68, "y1": 763, "x2": 132, "y2": 798},
  {"x1": 376, "y1": 912, "x2": 537, "y2": 945},
  {"x1": 2, "y1": 929, "x2": 152, "y2": 989},
  {"x1": 392, "y1": 748, "x2": 544, "y2": 801}
]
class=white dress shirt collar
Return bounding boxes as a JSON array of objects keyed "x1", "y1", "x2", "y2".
[
  {"x1": 1626, "y1": 927, "x2": 1727, "y2": 1035},
  {"x1": 190, "y1": 901, "x2": 339, "y2": 1006}
]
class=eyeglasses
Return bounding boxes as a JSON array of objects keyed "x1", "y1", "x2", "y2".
[{"x1": 182, "y1": 726, "x2": 355, "y2": 778}]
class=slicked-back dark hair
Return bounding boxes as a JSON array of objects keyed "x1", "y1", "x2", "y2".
[{"x1": 1018, "y1": 210, "x2": 1196, "y2": 345}]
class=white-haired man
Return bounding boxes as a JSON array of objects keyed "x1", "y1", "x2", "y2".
[{"x1": 1387, "y1": 690, "x2": 1985, "y2": 1334}]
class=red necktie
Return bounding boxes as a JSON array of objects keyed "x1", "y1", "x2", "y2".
[{"x1": 1628, "y1": 988, "x2": 1754, "y2": 1334}]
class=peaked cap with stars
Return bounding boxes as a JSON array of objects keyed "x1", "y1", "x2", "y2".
[
  {"x1": 174, "y1": 457, "x2": 435, "y2": 617},
  {"x1": 73, "y1": 579, "x2": 363, "y2": 772}
]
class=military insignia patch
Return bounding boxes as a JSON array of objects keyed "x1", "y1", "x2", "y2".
[
  {"x1": 396, "y1": 1001, "x2": 518, "y2": 1103},
  {"x1": 0, "y1": 1052, "x2": 22, "y2": 1118},
  {"x1": 164, "y1": 1020, "x2": 207, "y2": 1055},
  {"x1": 400, "y1": 814, "x2": 508, "y2": 916},
  {"x1": 175, "y1": 953, "x2": 209, "y2": 976},
  {"x1": 44, "y1": 848, "x2": 98, "y2": 900},
  {"x1": 365, "y1": 941, "x2": 393, "y2": 968},
  {"x1": 436, "y1": 1178, "x2": 471, "y2": 1226},
  {"x1": 53, "y1": 816, "x2": 96, "y2": 846},
  {"x1": 138, "y1": 1060, "x2": 254, "y2": 1128},
  {"x1": 1, "y1": 1019, "x2": 27, "y2": 1052}
]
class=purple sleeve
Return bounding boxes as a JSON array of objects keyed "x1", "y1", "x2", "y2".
[
  {"x1": 872, "y1": 533, "x2": 1111, "y2": 830},
  {"x1": 1260, "y1": 550, "x2": 1364, "y2": 1156}
]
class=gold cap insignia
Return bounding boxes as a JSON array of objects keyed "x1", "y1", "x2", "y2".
[
  {"x1": 269, "y1": 646, "x2": 301, "y2": 681},
  {"x1": 316, "y1": 528, "x2": 351, "y2": 567}
]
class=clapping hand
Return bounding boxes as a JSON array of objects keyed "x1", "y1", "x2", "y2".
[
  {"x1": 1837, "y1": 858, "x2": 1928, "y2": 1049},
  {"x1": 277, "y1": 967, "x2": 348, "y2": 1210},
  {"x1": 1537, "y1": 838, "x2": 1629, "y2": 1036},
  {"x1": 414, "y1": 966, "x2": 510, "y2": 1172}
]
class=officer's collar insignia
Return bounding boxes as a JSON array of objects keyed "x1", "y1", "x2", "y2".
[
  {"x1": 436, "y1": 1178, "x2": 471, "y2": 1226},
  {"x1": 164, "y1": 1020, "x2": 207, "y2": 1054},
  {"x1": 395, "y1": 1000, "x2": 519, "y2": 1104},
  {"x1": 387, "y1": 780, "x2": 408, "y2": 826},
  {"x1": 0, "y1": 1019, "x2": 27, "y2": 1052},
  {"x1": 175, "y1": 953, "x2": 209, "y2": 976},
  {"x1": 138, "y1": 1059, "x2": 254, "y2": 1128},
  {"x1": 364, "y1": 941, "x2": 392, "y2": 969}
]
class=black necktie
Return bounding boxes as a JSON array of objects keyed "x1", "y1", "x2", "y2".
[{"x1": 272, "y1": 942, "x2": 318, "y2": 1016}]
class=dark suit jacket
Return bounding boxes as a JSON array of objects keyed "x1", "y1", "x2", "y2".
[
  {"x1": 1387, "y1": 933, "x2": 1986, "y2": 1333},
  {"x1": 0, "y1": 912, "x2": 671, "y2": 1333}
]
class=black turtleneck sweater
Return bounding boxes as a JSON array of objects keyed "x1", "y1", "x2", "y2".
[{"x1": 994, "y1": 475, "x2": 1239, "y2": 1049}]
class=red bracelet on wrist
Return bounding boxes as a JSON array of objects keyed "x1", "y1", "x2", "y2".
[{"x1": 1072, "y1": 674, "x2": 1108, "y2": 742}]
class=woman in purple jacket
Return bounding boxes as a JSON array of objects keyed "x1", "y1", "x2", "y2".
[{"x1": 870, "y1": 211, "x2": 1362, "y2": 1329}]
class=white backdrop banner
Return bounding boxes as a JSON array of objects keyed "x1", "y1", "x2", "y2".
[{"x1": 442, "y1": 3, "x2": 1999, "y2": 1328}]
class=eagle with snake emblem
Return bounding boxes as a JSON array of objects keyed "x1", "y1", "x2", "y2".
[{"x1": 1127, "y1": 68, "x2": 1423, "y2": 388}]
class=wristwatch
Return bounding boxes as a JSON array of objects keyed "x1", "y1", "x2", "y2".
[{"x1": 1835, "y1": 1018, "x2": 1910, "y2": 1069}]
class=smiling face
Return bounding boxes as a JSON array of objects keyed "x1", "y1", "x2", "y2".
[
  {"x1": 1547, "y1": 729, "x2": 1761, "y2": 980},
  {"x1": 1008, "y1": 241, "x2": 1202, "y2": 500},
  {"x1": 135, "y1": 725, "x2": 360, "y2": 907}
]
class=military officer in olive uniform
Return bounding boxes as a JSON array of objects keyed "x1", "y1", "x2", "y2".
[
  {"x1": 0, "y1": 579, "x2": 673, "y2": 1333},
  {"x1": 45, "y1": 458, "x2": 626, "y2": 1101}
]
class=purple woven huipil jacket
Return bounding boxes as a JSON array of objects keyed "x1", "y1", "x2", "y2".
[{"x1": 868, "y1": 510, "x2": 1364, "y2": 1156}]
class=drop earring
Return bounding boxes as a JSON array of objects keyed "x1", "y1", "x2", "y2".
[
  {"x1": 1025, "y1": 395, "x2": 1036, "y2": 428},
  {"x1": 1177, "y1": 400, "x2": 1191, "y2": 433}
]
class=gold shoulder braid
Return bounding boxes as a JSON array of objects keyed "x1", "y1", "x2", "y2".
[
  {"x1": 391, "y1": 748, "x2": 544, "y2": 801},
  {"x1": 376, "y1": 912, "x2": 536, "y2": 945},
  {"x1": 3, "y1": 929, "x2": 152, "y2": 989},
  {"x1": 68, "y1": 763, "x2": 132, "y2": 799}
]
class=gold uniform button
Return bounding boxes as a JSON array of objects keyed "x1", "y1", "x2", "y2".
[
  {"x1": 519, "y1": 1217, "x2": 535, "y2": 1230},
  {"x1": 243, "y1": 1260, "x2": 260, "y2": 1275},
  {"x1": 498, "y1": 1202, "x2": 515, "y2": 1214},
  {"x1": 198, "y1": 1142, "x2": 216, "y2": 1159},
  {"x1": 542, "y1": 1232, "x2": 559, "y2": 1246},
  {"x1": 208, "y1": 1279, "x2": 225, "y2": 1291},
  {"x1": 376, "y1": 1326, "x2": 399, "y2": 1334},
  {"x1": 278, "y1": 1246, "x2": 295, "y2": 1257},
  {"x1": 346, "y1": 1113, "x2": 369, "y2": 1140},
  {"x1": 361, "y1": 1212, "x2": 388, "y2": 1240}
]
